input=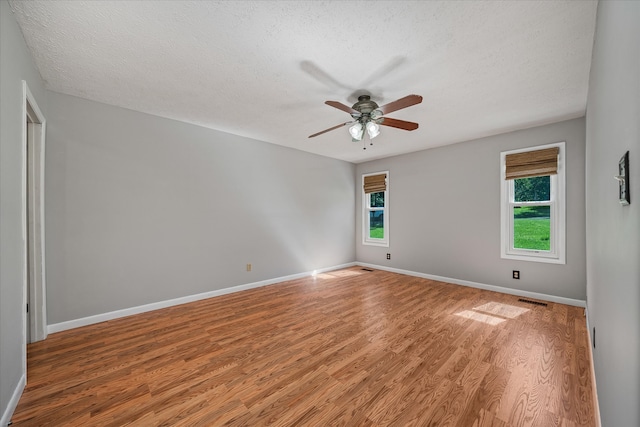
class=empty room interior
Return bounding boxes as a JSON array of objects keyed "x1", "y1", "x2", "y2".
[{"x1": 1, "y1": 1, "x2": 638, "y2": 426}]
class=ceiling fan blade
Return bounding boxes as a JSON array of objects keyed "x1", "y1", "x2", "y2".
[
  {"x1": 308, "y1": 122, "x2": 352, "y2": 138},
  {"x1": 325, "y1": 101, "x2": 359, "y2": 115},
  {"x1": 379, "y1": 94, "x2": 423, "y2": 115},
  {"x1": 379, "y1": 117, "x2": 419, "y2": 131}
]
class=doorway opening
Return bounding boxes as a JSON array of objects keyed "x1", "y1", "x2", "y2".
[{"x1": 22, "y1": 81, "x2": 47, "y2": 361}]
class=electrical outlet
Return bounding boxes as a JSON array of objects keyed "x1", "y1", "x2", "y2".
[
  {"x1": 386, "y1": 253, "x2": 391, "y2": 260},
  {"x1": 246, "y1": 263, "x2": 252, "y2": 272},
  {"x1": 512, "y1": 270, "x2": 520, "y2": 279}
]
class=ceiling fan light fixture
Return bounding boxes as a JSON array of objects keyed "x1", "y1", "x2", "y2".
[
  {"x1": 349, "y1": 122, "x2": 364, "y2": 140},
  {"x1": 366, "y1": 121, "x2": 380, "y2": 139},
  {"x1": 309, "y1": 93, "x2": 422, "y2": 144}
]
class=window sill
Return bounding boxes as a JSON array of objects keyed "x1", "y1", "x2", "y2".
[
  {"x1": 501, "y1": 253, "x2": 565, "y2": 265},
  {"x1": 363, "y1": 240, "x2": 389, "y2": 248}
]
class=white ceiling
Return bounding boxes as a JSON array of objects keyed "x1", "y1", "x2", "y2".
[{"x1": 9, "y1": 0, "x2": 598, "y2": 163}]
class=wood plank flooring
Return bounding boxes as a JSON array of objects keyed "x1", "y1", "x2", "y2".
[{"x1": 12, "y1": 268, "x2": 596, "y2": 426}]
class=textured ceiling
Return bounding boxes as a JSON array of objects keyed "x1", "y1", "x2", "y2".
[{"x1": 9, "y1": 0, "x2": 598, "y2": 163}]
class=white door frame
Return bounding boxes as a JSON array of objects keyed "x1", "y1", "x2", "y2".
[{"x1": 21, "y1": 80, "x2": 47, "y2": 360}]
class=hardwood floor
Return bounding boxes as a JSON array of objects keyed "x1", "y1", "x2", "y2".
[{"x1": 12, "y1": 268, "x2": 595, "y2": 426}]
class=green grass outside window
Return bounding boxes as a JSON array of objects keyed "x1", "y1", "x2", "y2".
[
  {"x1": 369, "y1": 227, "x2": 384, "y2": 239},
  {"x1": 513, "y1": 206, "x2": 550, "y2": 250}
]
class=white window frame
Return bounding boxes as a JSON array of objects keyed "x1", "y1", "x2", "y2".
[
  {"x1": 362, "y1": 171, "x2": 389, "y2": 247},
  {"x1": 500, "y1": 142, "x2": 565, "y2": 264}
]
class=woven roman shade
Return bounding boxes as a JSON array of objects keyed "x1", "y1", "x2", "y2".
[
  {"x1": 363, "y1": 173, "x2": 387, "y2": 194},
  {"x1": 505, "y1": 147, "x2": 559, "y2": 180}
]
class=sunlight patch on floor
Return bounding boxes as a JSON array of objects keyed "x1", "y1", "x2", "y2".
[
  {"x1": 473, "y1": 302, "x2": 529, "y2": 319},
  {"x1": 456, "y1": 301, "x2": 530, "y2": 325},
  {"x1": 456, "y1": 310, "x2": 505, "y2": 325},
  {"x1": 313, "y1": 270, "x2": 364, "y2": 280}
]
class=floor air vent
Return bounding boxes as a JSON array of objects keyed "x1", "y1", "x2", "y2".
[
  {"x1": 361, "y1": 268, "x2": 374, "y2": 272},
  {"x1": 518, "y1": 298, "x2": 548, "y2": 307}
]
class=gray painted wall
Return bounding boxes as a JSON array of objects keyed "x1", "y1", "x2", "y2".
[
  {"x1": 45, "y1": 91, "x2": 355, "y2": 324},
  {"x1": 11, "y1": 2, "x2": 638, "y2": 425},
  {"x1": 356, "y1": 118, "x2": 586, "y2": 301},
  {"x1": 585, "y1": 1, "x2": 640, "y2": 426},
  {"x1": 0, "y1": 0, "x2": 48, "y2": 420}
]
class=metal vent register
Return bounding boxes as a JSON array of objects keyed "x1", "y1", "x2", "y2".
[{"x1": 518, "y1": 298, "x2": 548, "y2": 307}]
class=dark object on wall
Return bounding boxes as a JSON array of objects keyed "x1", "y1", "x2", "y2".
[{"x1": 615, "y1": 151, "x2": 630, "y2": 205}]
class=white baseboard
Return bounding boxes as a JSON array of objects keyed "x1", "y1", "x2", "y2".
[
  {"x1": 1, "y1": 374, "x2": 25, "y2": 427},
  {"x1": 47, "y1": 262, "x2": 357, "y2": 334},
  {"x1": 47, "y1": 261, "x2": 585, "y2": 333},
  {"x1": 584, "y1": 308, "x2": 602, "y2": 427},
  {"x1": 357, "y1": 262, "x2": 586, "y2": 307}
]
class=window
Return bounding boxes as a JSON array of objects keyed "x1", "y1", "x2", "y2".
[
  {"x1": 500, "y1": 143, "x2": 565, "y2": 264},
  {"x1": 363, "y1": 171, "x2": 389, "y2": 247}
]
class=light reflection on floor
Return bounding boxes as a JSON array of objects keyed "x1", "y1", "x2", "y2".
[
  {"x1": 473, "y1": 302, "x2": 530, "y2": 319},
  {"x1": 455, "y1": 302, "x2": 530, "y2": 325},
  {"x1": 310, "y1": 269, "x2": 533, "y2": 327},
  {"x1": 456, "y1": 310, "x2": 506, "y2": 325},
  {"x1": 312, "y1": 270, "x2": 364, "y2": 280}
]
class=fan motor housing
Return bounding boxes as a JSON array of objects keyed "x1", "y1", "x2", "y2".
[{"x1": 352, "y1": 95, "x2": 379, "y2": 115}]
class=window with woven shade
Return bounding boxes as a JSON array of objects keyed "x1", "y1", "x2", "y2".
[
  {"x1": 500, "y1": 143, "x2": 565, "y2": 264},
  {"x1": 363, "y1": 173, "x2": 387, "y2": 194},
  {"x1": 505, "y1": 147, "x2": 559, "y2": 180},
  {"x1": 362, "y1": 172, "x2": 389, "y2": 247}
]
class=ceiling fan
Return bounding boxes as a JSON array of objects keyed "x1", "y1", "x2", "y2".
[{"x1": 308, "y1": 94, "x2": 423, "y2": 145}]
